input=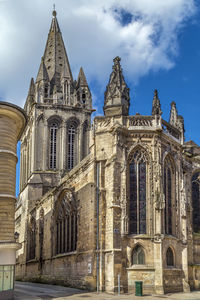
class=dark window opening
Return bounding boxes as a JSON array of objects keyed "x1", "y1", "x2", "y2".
[
  {"x1": 166, "y1": 247, "x2": 174, "y2": 267},
  {"x1": 132, "y1": 245, "x2": 145, "y2": 265}
]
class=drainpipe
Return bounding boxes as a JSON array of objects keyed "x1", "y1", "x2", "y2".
[{"x1": 96, "y1": 162, "x2": 100, "y2": 293}]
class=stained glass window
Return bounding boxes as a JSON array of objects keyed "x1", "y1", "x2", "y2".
[
  {"x1": 68, "y1": 122, "x2": 77, "y2": 170},
  {"x1": 55, "y1": 191, "x2": 77, "y2": 255},
  {"x1": 27, "y1": 217, "x2": 36, "y2": 261},
  {"x1": 49, "y1": 122, "x2": 58, "y2": 169},
  {"x1": 164, "y1": 158, "x2": 173, "y2": 235},
  {"x1": 132, "y1": 245, "x2": 145, "y2": 264},
  {"x1": 166, "y1": 247, "x2": 174, "y2": 267},
  {"x1": 129, "y1": 149, "x2": 147, "y2": 234},
  {"x1": 192, "y1": 172, "x2": 200, "y2": 233}
]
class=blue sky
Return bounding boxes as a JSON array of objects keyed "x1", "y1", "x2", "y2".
[{"x1": 0, "y1": 0, "x2": 199, "y2": 195}]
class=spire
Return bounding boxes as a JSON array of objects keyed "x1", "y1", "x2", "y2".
[
  {"x1": 36, "y1": 57, "x2": 49, "y2": 83},
  {"x1": 104, "y1": 56, "x2": 130, "y2": 117},
  {"x1": 152, "y1": 89, "x2": 162, "y2": 116},
  {"x1": 41, "y1": 9, "x2": 73, "y2": 84},
  {"x1": 77, "y1": 67, "x2": 88, "y2": 86}
]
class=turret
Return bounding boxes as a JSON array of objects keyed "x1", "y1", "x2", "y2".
[{"x1": 76, "y1": 67, "x2": 92, "y2": 109}]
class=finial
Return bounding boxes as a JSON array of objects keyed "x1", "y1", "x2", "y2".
[
  {"x1": 52, "y1": 4, "x2": 57, "y2": 17},
  {"x1": 154, "y1": 89, "x2": 158, "y2": 98},
  {"x1": 113, "y1": 56, "x2": 121, "y2": 65}
]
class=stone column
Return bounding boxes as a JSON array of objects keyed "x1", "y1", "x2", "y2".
[{"x1": 0, "y1": 102, "x2": 27, "y2": 300}]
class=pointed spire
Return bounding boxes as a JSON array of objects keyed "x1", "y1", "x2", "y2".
[
  {"x1": 104, "y1": 56, "x2": 130, "y2": 117},
  {"x1": 77, "y1": 67, "x2": 88, "y2": 86},
  {"x1": 152, "y1": 89, "x2": 162, "y2": 116},
  {"x1": 28, "y1": 78, "x2": 35, "y2": 96},
  {"x1": 41, "y1": 10, "x2": 73, "y2": 85},
  {"x1": 36, "y1": 57, "x2": 49, "y2": 83},
  {"x1": 169, "y1": 101, "x2": 178, "y2": 126}
]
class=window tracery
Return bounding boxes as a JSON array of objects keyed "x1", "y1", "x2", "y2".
[
  {"x1": 49, "y1": 122, "x2": 58, "y2": 169},
  {"x1": 54, "y1": 190, "x2": 77, "y2": 255},
  {"x1": 67, "y1": 120, "x2": 78, "y2": 170},
  {"x1": 192, "y1": 172, "x2": 200, "y2": 233},
  {"x1": 129, "y1": 148, "x2": 148, "y2": 234},
  {"x1": 132, "y1": 245, "x2": 145, "y2": 265},
  {"x1": 27, "y1": 216, "x2": 36, "y2": 261},
  {"x1": 163, "y1": 156, "x2": 174, "y2": 235}
]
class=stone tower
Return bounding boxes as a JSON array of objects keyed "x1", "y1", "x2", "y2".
[{"x1": 20, "y1": 9, "x2": 92, "y2": 196}]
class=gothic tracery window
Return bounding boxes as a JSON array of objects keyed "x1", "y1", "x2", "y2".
[
  {"x1": 67, "y1": 120, "x2": 78, "y2": 170},
  {"x1": 132, "y1": 245, "x2": 145, "y2": 265},
  {"x1": 27, "y1": 216, "x2": 36, "y2": 261},
  {"x1": 49, "y1": 122, "x2": 58, "y2": 169},
  {"x1": 129, "y1": 148, "x2": 148, "y2": 234},
  {"x1": 163, "y1": 156, "x2": 174, "y2": 235},
  {"x1": 192, "y1": 172, "x2": 200, "y2": 233},
  {"x1": 166, "y1": 247, "x2": 174, "y2": 267},
  {"x1": 82, "y1": 121, "x2": 88, "y2": 159},
  {"x1": 54, "y1": 190, "x2": 77, "y2": 255}
]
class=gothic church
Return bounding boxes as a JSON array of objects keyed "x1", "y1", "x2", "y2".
[{"x1": 15, "y1": 10, "x2": 200, "y2": 294}]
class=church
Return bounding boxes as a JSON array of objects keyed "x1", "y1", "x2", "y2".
[{"x1": 15, "y1": 9, "x2": 200, "y2": 294}]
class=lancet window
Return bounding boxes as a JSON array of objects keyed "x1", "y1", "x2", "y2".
[
  {"x1": 129, "y1": 148, "x2": 148, "y2": 234},
  {"x1": 192, "y1": 172, "x2": 200, "y2": 233},
  {"x1": 54, "y1": 190, "x2": 77, "y2": 255},
  {"x1": 82, "y1": 121, "x2": 88, "y2": 159},
  {"x1": 27, "y1": 216, "x2": 36, "y2": 261},
  {"x1": 67, "y1": 120, "x2": 78, "y2": 170},
  {"x1": 163, "y1": 156, "x2": 175, "y2": 235},
  {"x1": 132, "y1": 245, "x2": 145, "y2": 265},
  {"x1": 166, "y1": 247, "x2": 174, "y2": 267},
  {"x1": 49, "y1": 122, "x2": 58, "y2": 169}
]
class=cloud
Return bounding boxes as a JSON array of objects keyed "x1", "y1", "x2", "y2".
[{"x1": 0, "y1": 0, "x2": 197, "y2": 107}]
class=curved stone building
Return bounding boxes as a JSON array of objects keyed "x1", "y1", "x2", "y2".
[{"x1": 0, "y1": 102, "x2": 26, "y2": 299}]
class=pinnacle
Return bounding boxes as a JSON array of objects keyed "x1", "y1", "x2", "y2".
[
  {"x1": 152, "y1": 89, "x2": 162, "y2": 116},
  {"x1": 77, "y1": 67, "x2": 88, "y2": 86}
]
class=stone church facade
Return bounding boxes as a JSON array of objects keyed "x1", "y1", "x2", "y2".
[{"x1": 15, "y1": 10, "x2": 200, "y2": 294}]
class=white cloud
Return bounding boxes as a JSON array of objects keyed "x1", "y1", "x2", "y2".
[{"x1": 0, "y1": 0, "x2": 197, "y2": 106}]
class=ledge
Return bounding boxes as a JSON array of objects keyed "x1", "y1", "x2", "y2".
[
  {"x1": 127, "y1": 265, "x2": 155, "y2": 271},
  {"x1": 52, "y1": 251, "x2": 77, "y2": 259},
  {"x1": 0, "y1": 241, "x2": 21, "y2": 250}
]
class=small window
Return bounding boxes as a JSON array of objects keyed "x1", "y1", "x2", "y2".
[
  {"x1": 166, "y1": 247, "x2": 174, "y2": 267},
  {"x1": 132, "y1": 245, "x2": 145, "y2": 265}
]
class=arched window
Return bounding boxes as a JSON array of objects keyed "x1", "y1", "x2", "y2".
[
  {"x1": 27, "y1": 216, "x2": 36, "y2": 261},
  {"x1": 49, "y1": 122, "x2": 58, "y2": 169},
  {"x1": 54, "y1": 190, "x2": 77, "y2": 255},
  {"x1": 129, "y1": 148, "x2": 148, "y2": 234},
  {"x1": 166, "y1": 247, "x2": 174, "y2": 267},
  {"x1": 67, "y1": 120, "x2": 78, "y2": 170},
  {"x1": 82, "y1": 121, "x2": 88, "y2": 159},
  {"x1": 132, "y1": 245, "x2": 145, "y2": 265},
  {"x1": 192, "y1": 172, "x2": 200, "y2": 233},
  {"x1": 163, "y1": 156, "x2": 174, "y2": 235}
]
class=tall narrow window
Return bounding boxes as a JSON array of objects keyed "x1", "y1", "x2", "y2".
[
  {"x1": 192, "y1": 172, "x2": 200, "y2": 233},
  {"x1": 27, "y1": 216, "x2": 36, "y2": 261},
  {"x1": 82, "y1": 121, "x2": 88, "y2": 159},
  {"x1": 166, "y1": 247, "x2": 174, "y2": 267},
  {"x1": 132, "y1": 245, "x2": 145, "y2": 265},
  {"x1": 54, "y1": 190, "x2": 77, "y2": 255},
  {"x1": 49, "y1": 123, "x2": 58, "y2": 169},
  {"x1": 164, "y1": 157, "x2": 174, "y2": 235},
  {"x1": 67, "y1": 121, "x2": 78, "y2": 170},
  {"x1": 129, "y1": 149, "x2": 147, "y2": 234}
]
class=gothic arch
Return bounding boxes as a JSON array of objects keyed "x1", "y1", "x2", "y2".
[
  {"x1": 66, "y1": 117, "x2": 80, "y2": 170},
  {"x1": 47, "y1": 115, "x2": 62, "y2": 127},
  {"x1": 52, "y1": 189, "x2": 77, "y2": 256},
  {"x1": 163, "y1": 154, "x2": 176, "y2": 236},
  {"x1": 191, "y1": 171, "x2": 200, "y2": 233},
  {"x1": 132, "y1": 243, "x2": 146, "y2": 265},
  {"x1": 27, "y1": 215, "x2": 36, "y2": 261},
  {"x1": 128, "y1": 146, "x2": 149, "y2": 235},
  {"x1": 166, "y1": 246, "x2": 175, "y2": 267},
  {"x1": 82, "y1": 120, "x2": 89, "y2": 159}
]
